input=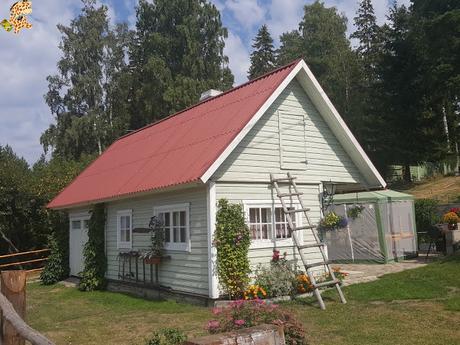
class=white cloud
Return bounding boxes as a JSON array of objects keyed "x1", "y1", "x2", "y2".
[
  {"x1": 0, "y1": 0, "x2": 79, "y2": 164},
  {"x1": 224, "y1": 30, "x2": 251, "y2": 85},
  {"x1": 225, "y1": 0, "x2": 266, "y2": 30},
  {"x1": 266, "y1": 0, "x2": 304, "y2": 40}
]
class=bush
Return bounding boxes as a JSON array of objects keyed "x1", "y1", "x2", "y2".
[
  {"x1": 207, "y1": 300, "x2": 307, "y2": 345},
  {"x1": 145, "y1": 328, "x2": 187, "y2": 345},
  {"x1": 215, "y1": 199, "x2": 251, "y2": 299},
  {"x1": 40, "y1": 234, "x2": 67, "y2": 285},
  {"x1": 79, "y1": 204, "x2": 107, "y2": 291},
  {"x1": 254, "y1": 253, "x2": 297, "y2": 298},
  {"x1": 415, "y1": 199, "x2": 439, "y2": 233}
]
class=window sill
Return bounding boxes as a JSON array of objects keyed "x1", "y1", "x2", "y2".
[
  {"x1": 164, "y1": 243, "x2": 191, "y2": 253},
  {"x1": 250, "y1": 239, "x2": 298, "y2": 249}
]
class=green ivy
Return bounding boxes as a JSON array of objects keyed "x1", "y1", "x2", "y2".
[
  {"x1": 79, "y1": 203, "x2": 107, "y2": 291},
  {"x1": 215, "y1": 199, "x2": 250, "y2": 299},
  {"x1": 40, "y1": 211, "x2": 70, "y2": 285},
  {"x1": 40, "y1": 234, "x2": 67, "y2": 285}
]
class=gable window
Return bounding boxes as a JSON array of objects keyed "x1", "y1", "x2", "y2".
[
  {"x1": 154, "y1": 203, "x2": 190, "y2": 252},
  {"x1": 117, "y1": 210, "x2": 132, "y2": 249},
  {"x1": 244, "y1": 202, "x2": 300, "y2": 247}
]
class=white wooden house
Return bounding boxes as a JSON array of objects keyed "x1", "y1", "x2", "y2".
[{"x1": 48, "y1": 59, "x2": 386, "y2": 301}]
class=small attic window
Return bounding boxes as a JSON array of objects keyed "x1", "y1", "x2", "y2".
[{"x1": 278, "y1": 110, "x2": 307, "y2": 170}]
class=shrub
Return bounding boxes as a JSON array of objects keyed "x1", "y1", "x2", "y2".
[
  {"x1": 207, "y1": 300, "x2": 308, "y2": 345},
  {"x1": 253, "y1": 250, "x2": 297, "y2": 298},
  {"x1": 145, "y1": 328, "x2": 187, "y2": 345},
  {"x1": 415, "y1": 199, "x2": 439, "y2": 232},
  {"x1": 40, "y1": 233, "x2": 67, "y2": 285},
  {"x1": 215, "y1": 199, "x2": 251, "y2": 299},
  {"x1": 79, "y1": 204, "x2": 107, "y2": 291}
]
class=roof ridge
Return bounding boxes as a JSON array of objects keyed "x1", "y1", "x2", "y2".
[{"x1": 117, "y1": 59, "x2": 302, "y2": 141}]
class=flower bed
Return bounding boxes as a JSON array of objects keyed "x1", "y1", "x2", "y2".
[{"x1": 207, "y1": 299, "x2": 308, "y2": 345}]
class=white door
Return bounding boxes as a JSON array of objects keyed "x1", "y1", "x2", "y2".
[{"x1": 69, "y1": 218, "x2": 89, "y2": 276}]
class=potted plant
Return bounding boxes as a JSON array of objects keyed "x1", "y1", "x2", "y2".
[
  {"x1": 347, "y1": 205, "x2": 365, "y2": 220},
  {"x1": 140, "y1": 216, "x2": 165, "y2": 265},
  {"x1": 318, "y1": 212, "x2": 348, "y2": 231},
  {"x1": 442, "y1": 211, "x2": 459, "y2": 231}
]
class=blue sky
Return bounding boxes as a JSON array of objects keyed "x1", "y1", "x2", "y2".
[{"x1": 0, "y1": 0, "x2": 410, "y2": 164}]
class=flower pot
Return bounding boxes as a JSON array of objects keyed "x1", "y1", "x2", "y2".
[
  {"x1": 446, "y1": 230, "x2": 460, "y2": 255},
  {"x1": 144, "y1": 256, "x2": 162, "y2": 265},
  {"x1": 448, "y1": 223, "x2": 457, "y2": 231}
]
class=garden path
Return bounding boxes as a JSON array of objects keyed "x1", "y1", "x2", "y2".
[{"x1": 337, "y1": 255, "x2": 441, "y2": 286}]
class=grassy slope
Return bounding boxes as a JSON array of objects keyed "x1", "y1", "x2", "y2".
[
  {"x1": 27, "y1": 255, "x2": 460, "y2": 345},
  {"x1": 392, "y1": 175, "x2": 460, "y2": 203}
]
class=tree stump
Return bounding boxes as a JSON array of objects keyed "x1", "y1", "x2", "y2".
[{"x1": 1, "y1": 270, "x2": 26, "y2": 345}]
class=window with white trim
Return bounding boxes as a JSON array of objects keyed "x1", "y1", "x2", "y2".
[
  {"x1": 274, "y1": 206, "x2": 295, "y2": 239},
  {"x1": 244, "y1": 202, "x2": 300, "y2": 245},
  {"x1": 117, "y1": 210, "x2": 132, "y2": 249},
  {"x1": 248, "y1": 207, "x2": 271, "y2": 240},
  {"x1": 154, "y1": 203, "x2": 190, "y2": 251}
]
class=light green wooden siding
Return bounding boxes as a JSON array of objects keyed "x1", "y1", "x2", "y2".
[
  {"x1": 215, "y1": 182, "x2": 325, "y2": 271},
  {"x1": 212, "y1": 78, "x2": 366, "y2": 185},
  {"x1": 105, "y1": 186, "x2": 209, "y2": 296}
]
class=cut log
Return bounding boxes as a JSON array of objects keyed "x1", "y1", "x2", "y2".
[{"x1": 0, "y1": 270, "x2": 55, "y2": 345}]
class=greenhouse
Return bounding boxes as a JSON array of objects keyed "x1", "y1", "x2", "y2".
[{"x1": 323, "y1": 190, "x2": 417, "y2": 263}]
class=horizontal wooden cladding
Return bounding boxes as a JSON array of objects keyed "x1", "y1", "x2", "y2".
[
  {"x1": 213, "y1": 78, "x2": 365, "y2": 185},
  {"x1": 216, "y1": 182, "x2": 324, "y2": 269},
  {"x1": 104, "y1": 186, "x2": 210, "y2": 296}
]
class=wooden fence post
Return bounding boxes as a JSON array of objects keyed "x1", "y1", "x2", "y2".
[{"x1": 1, "y1": 271, "x2": 26, "y2": 345}]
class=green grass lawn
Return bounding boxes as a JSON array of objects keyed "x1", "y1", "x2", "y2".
[{"x1": 27, "y1": 255, "x2": 460, "y2": 345}]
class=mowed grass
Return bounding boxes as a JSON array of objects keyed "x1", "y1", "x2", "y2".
[
  {"x1": 27, "y1": 255, "x2": 460, "y2": 345},
  {"x1": 393, "y1": 175, "x2": 460, "y2": 203}
]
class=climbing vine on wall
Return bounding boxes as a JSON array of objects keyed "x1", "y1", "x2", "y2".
[
  {"x1": 79, "y1": 203, "x2": 107, "y2": 291},
  {"x1": 214, "y1": 199, "x2": 250, "y2": 299}
]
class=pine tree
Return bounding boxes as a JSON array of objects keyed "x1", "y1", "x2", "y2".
[
  {"x1": 349, "y1": 0, "x2": 385, "y2": 172},
  {"x1": 127, "y1": 0, "x2": 234, "y2": 129},
  {"x1": 350, "y1": 0, "x2": 381, "y2": 83},
  {"x1": 277, "y1": 1, "x2": 359, "y2": 120},
  {"x1": 378, "y1": 4, "x2": 442, "y2": 181},
  {"x1": 248, "y1": 25, "x2": 276, "y2": 80}
]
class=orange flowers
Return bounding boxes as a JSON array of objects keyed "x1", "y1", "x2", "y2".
[
  {"x1": 243, "y1": 285, "x2": 267, "y2": 300},
  {"x1": 297, "y1": 274, "x2": 313, "y2": 293}
]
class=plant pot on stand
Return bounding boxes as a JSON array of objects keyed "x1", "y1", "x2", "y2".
[{"x1": 144, "y1": 256, "x2": 162, "y2": 265}]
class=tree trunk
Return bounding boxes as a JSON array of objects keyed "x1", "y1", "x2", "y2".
[{"x1": 403, "y1": 164, "x2": 412, "y2": 183}]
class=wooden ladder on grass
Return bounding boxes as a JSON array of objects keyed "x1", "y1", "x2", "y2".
[{"x1": 270, "y1": 172, "x2": 347, "y2": 310}]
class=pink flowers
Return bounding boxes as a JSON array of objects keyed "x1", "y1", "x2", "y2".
[
  {"x1": 234, "y1": 319, "x2": 245, "y2": 326},
  {"x1": 211, "y1": 307, "x2": 222, "y2": 315},
  {"x1": 207, "y1": 320, "x2": 220, "y2": 330}
]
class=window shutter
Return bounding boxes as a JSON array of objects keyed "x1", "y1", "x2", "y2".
[{"x1": 278, "y1": 110, "x2": 307, "y2": 170}]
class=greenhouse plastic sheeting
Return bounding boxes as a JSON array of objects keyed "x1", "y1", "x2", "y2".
[{"x1": 322, "y1": 199, "x2": 417, "y2": 263}]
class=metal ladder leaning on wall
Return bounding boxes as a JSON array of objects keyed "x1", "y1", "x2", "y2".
[{"x1": 270, "y1": 172, "x2": 347, "y2": 310}]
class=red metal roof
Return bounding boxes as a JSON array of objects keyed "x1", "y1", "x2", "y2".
[{"x1": 48, "y1": 60, "x2": 300, "y2": 209}]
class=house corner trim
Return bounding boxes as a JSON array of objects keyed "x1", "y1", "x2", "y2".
[{"x1": 207, "y1": 181, "x2": 219, "y2": 299}]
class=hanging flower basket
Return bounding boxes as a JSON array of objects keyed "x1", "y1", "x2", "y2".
[
  {"x1": 318, "y1": 212, "x2": 348, "y2": 231},
  {"x1": 347, "y1": 205, "x2": 365, "y2": 220}
]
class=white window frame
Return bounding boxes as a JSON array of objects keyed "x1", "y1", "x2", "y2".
[
  {"x1": 153, "y1": 203, "x2": 191, "y2": 252},
  {"x1": 117, "y1": 209, "x2": 133, "y2": 249},
  {"x1": 243, "y1": 200, "x2": 303, "y2": 249}
]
